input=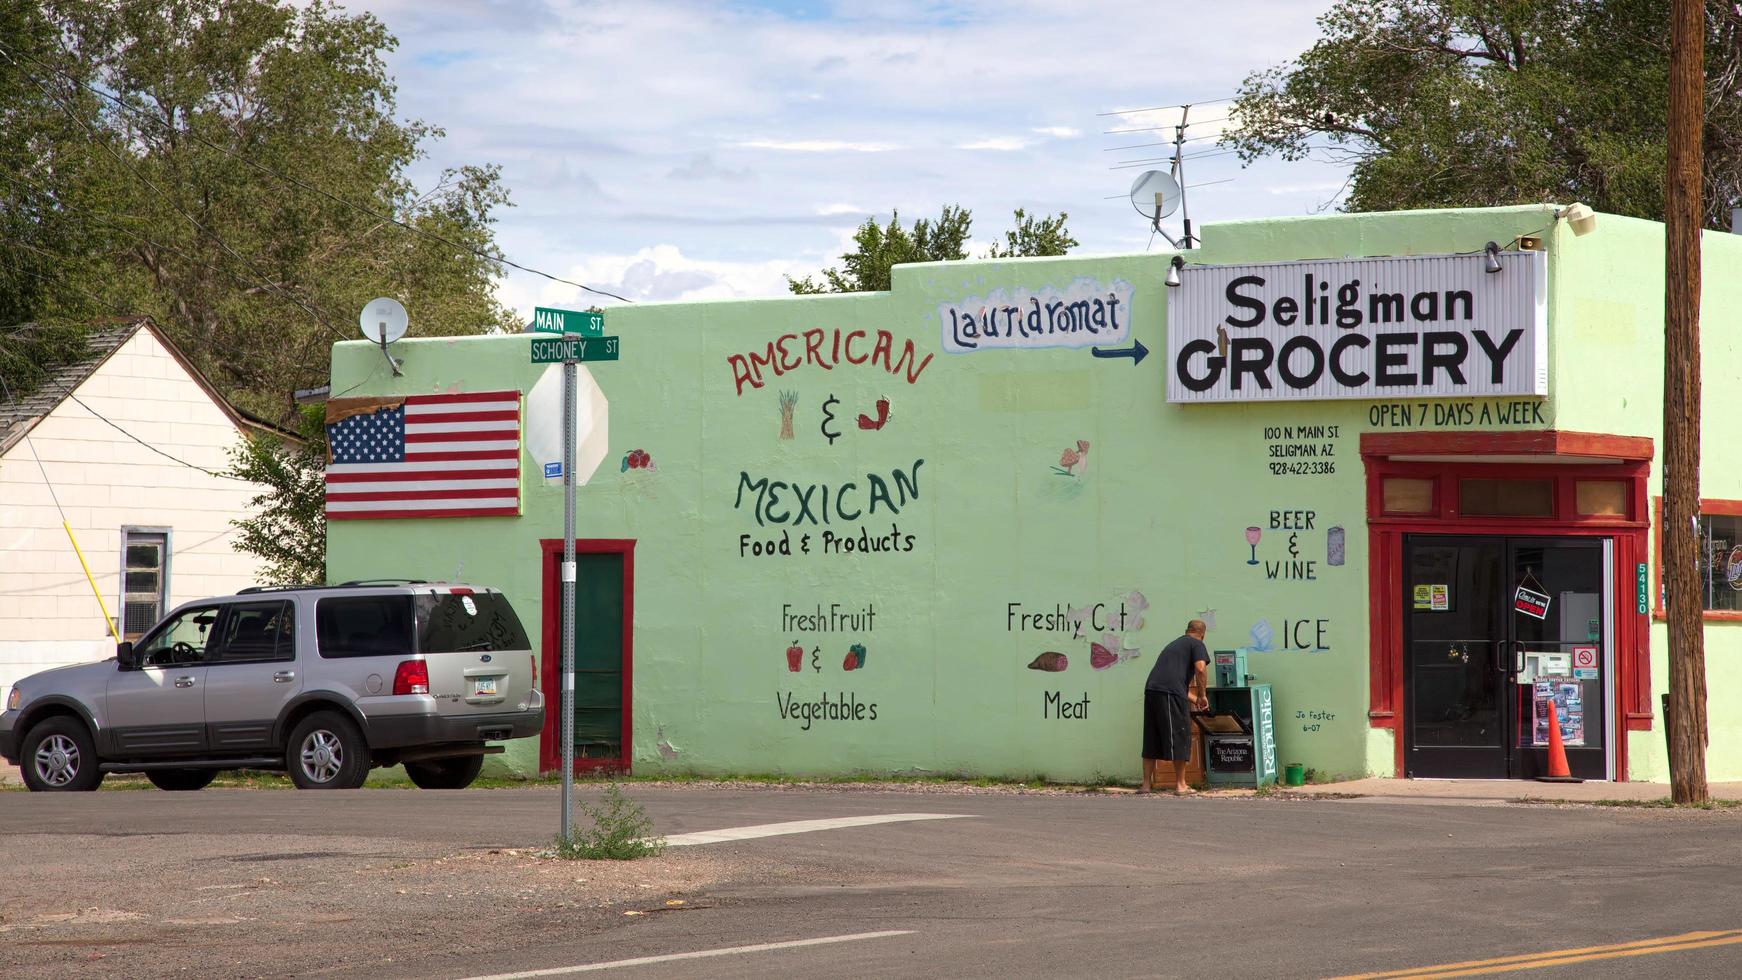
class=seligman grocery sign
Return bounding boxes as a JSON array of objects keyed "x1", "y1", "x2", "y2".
[{"x1": 1165, "y1": 250, "x2": 1547, "y2": 403}]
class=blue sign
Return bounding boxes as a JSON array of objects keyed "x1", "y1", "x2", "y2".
[{"x1": 543, "y1": 461, "x2": 563, "y2": 478}]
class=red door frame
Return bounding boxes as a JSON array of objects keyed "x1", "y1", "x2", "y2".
[
  {"x1": 1361, "y1": 431, "x2": 1654, "y2": 780},
  {"x1": 538, "y1": 538, "x2": 635, "y2": 774}
]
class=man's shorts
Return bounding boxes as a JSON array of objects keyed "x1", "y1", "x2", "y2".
[{"x1": 1142, "y1": 690, "x2": 1192, "y2": 761}]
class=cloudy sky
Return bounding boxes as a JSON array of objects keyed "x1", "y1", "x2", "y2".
[{"x1": 350, "y1": 0, "x2": 1351, "y2": 312}]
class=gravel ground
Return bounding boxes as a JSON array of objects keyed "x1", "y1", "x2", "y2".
[{"x1": 0, "y1": 831, "x2": 748, "y2": 979}]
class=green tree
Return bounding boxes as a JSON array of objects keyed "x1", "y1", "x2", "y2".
[
  {"x1": 226, "y1": 406, "x2": 327, "y2": 585},
  {"x1": 987, "y1": 208, "x2": 1079, "y2": 258},
  {"x1": 788, "y1": 205, "x2": 1074, "y2": 294},
  {"x1": 0, "y1": 0, "x2": 516, "y2": 422},
  {"x1": 1224, "y1": 0, "x2": 1742, "y2": 226}
]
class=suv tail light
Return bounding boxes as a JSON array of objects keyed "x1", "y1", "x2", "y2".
[{"x1": 392, "y1": 660, "x2": 430, "y2": 696}]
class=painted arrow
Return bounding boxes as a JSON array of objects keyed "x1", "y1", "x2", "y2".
[{"x1": 1090, "y1": 339, "x2": 1148, "y2": 366}]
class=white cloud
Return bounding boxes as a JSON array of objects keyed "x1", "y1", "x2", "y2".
[
  {"x1": 362, "y1": 0, "x2": 1349, "y2": 302},
  {"x1": 956, "y1": 137, "x2": 1032, "y2": 152},
  {"x1": 498, "y1": 244, "x2": 810, "y2": 308},
  {"x1": 734, "y1": 139, "x2": 899, "y2": 153}
]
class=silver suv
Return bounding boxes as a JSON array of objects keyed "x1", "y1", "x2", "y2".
[{"x1": 0, "y1": 581, "x2": 544, "y2": 792}]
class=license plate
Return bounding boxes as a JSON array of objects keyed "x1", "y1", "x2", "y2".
[{"x1": 474, "y1": 677, "x2": 498, "y2": 696}]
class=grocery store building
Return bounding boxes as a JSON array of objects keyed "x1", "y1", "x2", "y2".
[{"x1": 324, "y1": 204, "x2": 1742, "y2": 783}]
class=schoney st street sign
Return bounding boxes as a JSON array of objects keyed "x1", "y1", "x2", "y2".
[{"x1": 531, "y1": 336, "x2": 620, "y2": 363}]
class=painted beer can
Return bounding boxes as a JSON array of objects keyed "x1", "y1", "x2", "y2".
[{"x1": 1327, "y1": 525, "x2": 1346, "y2": 566}]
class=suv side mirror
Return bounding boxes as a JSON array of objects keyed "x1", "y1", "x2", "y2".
[{"x1": 116, "y1": 641, "x2": 137, "y2": 669}]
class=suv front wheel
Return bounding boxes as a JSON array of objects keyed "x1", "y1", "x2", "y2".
[
  {"x1": 21, "y1": 716, "x2": 104, "y2": 792},
  {"x1": 286, "y1": 711, "x2": 370, "y2": 789}
]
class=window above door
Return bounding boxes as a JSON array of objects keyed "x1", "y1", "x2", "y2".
[{"x1": 1373, "y1": 468, "x2": 1646, "y2": 525}]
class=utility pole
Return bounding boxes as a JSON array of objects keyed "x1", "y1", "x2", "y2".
[{"x1": 1663, "y1": 0, "x2": 1708, "y2": 804}]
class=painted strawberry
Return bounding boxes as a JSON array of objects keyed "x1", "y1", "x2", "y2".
[
  {"x1": 842, "y1": 651, "x2": 858, "y2": 671},
  {"x1": 786, "y1": 642, "x2": 804, "y2": 673}
]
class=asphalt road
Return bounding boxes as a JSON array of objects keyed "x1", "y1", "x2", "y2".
[{"x1": 5, "y1": 786, "x2": 1742, "y2": 979}]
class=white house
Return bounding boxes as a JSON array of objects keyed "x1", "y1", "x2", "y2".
[{"x1": 1, "y1": 318, "x2": 282, "y2": 704}]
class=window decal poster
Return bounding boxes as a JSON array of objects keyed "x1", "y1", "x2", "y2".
[{"x1": 1532, "y1": 679, "x2": 1585, "y2": 747}]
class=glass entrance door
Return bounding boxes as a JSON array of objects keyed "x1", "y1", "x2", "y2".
[
  {"x1": 1509, "y1": 538, "x2": 1607, "y2": 780},
  {"x1": 1402, "y1": 535, "x2": 1608, "y2": 779},
  {"x1": 1404, "y1": 537, "x2": 1509, "y2": 777}
]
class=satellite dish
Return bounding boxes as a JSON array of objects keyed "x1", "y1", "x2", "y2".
[
  {"x1": 1129, "y1": 170, "x2": 1182, "y2": 221},
  {"x1": 359, "y1": 297, "x2": 409, "y2": 344}
]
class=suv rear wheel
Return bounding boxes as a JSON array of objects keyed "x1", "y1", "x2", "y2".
[
  {"x1": 286, "y1": 711, "x2": 370, "y2": 789},
  {"x1": 21, "y1": 716, "x2": 104, "y2": 792},
  {"x1": 405, "y1": 754, "x2": 484, "y2": 790},
  {"x1": 147, "y1": 769, "x2": 217, "y2": 791}
]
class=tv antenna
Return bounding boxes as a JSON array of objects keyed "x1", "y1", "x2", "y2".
[
  {"x1": 1116, "y1": 102, "x2": 1209, "y2": 249},
  {"x1": 359, "y1": 297, "x2": 408, "y2": 377}
]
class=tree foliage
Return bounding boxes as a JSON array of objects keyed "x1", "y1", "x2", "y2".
[
  {"x1": 0, "y1": 0, "x2": 516, "y2": 422},
  {"x1": 226, "y1": 405, "x2": 327, "y2": 585},
  {"x1": 1225, "y1": 0, "x2": 1742, "y2": 226},
  {"x1": 788, "y1": 206, "x2": 1075, "y2": 294}
]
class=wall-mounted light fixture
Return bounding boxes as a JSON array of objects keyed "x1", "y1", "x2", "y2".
[
  {"x1": 1483, "y1": 241, "x2": 1503, "y2": 274},
  {"x1": 1165, "y1": 254, "x2": 1184, "y2": 287},
  {"x1": 1556, "y1": 202, "x2": 1597, "y2": 237}
]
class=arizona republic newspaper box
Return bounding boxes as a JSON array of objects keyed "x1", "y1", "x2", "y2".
[{"x1": 322, "y1": 206, "x2": 1742, "y2": 786}]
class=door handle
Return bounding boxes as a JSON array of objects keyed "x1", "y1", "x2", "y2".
[
  {"x1": 174, "y1": 676, "x2": 196, "y2": 688},
  {"x1": 273, "y1": 670, "x2": 296, "y2": 683}
]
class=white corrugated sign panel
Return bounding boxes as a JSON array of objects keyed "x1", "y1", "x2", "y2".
[{"x1": 1165, "y1": 250, "x2": 1547, "y2": 403}]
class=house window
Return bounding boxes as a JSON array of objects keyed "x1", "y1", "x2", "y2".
[
  {"x1": 121, "y1": 528, "x2": 169, "y2": 640},
  {"x1": 1696, "y1": 512, "x2": 1742, "y2": 613}
]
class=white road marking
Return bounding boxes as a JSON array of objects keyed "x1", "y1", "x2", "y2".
[
  {"x1": 662, "y1": 812, "x2": 971, "y2": 846},
  {"x1": 453, "y1": 930, "x2": 915, "y2": 979}
]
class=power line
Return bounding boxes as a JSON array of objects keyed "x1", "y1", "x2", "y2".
[
  {"x1": 1096, "y1": 98, "x2": 1235, "y2": 117},
  {"x1": 0, "y1": 40, "x2": 633, "y2": 305},
  {"x1": 0, "y1": 275, "x2": 259, "y2": 483}
]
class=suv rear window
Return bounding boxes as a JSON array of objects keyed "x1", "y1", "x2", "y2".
[
  {"x1": 316, "y1": 595, "x2": 414, "y2": 659},
  {"x1": 416, "y1": 593, "x2": 531, "y2": 653}
]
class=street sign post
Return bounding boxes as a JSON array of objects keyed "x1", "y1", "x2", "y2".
[
  {"x1": 532, "y1": 306, "x2": 604, "y2": 336},
  {"x1": 548, "y1": 310, "x2": 615, "y2": 843},
  {"x1": 531, "y1": 336, "x2": 620, "y2": 363}
]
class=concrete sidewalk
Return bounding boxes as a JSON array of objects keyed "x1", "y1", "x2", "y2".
[{"x1": 1284, "y1": 776, "x2": 1742, "y2": 803}]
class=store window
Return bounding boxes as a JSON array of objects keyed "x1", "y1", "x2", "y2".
[
  {"x1": 1695, "y1": 512, "x2": 1742, "y2": 613},
  {"x1": 121, "y1": 528, "x2": 170, "y2": 640}
]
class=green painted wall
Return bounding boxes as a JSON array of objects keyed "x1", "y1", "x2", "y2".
[
  {"x1": 1540, "y1": 214, "x2": 1742, "y2": 782},
  {"x1": 326, "y1": 204, "x2": 1742, "y2": 783}
]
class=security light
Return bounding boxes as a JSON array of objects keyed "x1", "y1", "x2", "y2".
[
  {"x1": 1165, "y1": 255, "x2": 1184, "y2": 287},
  {"x1": 1557, "y1": 202, "x2": 1598, "y2": 237}
]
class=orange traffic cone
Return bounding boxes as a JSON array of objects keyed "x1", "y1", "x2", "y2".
[{"x1": 1536, "y1": 697, "x2": 1583, "y2": 783}]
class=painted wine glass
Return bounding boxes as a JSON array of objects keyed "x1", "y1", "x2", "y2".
[{"x1": 1245, "y1": 526, "x2": 1262, "y2": 565}]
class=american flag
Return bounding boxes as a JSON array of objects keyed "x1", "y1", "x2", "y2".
[{"x1": 324, "y1": 391, "x2": 521, "y2": 520}]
